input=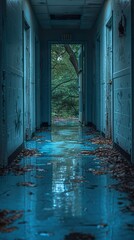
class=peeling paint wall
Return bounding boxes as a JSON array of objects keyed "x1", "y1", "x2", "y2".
[
  {"x1": 113, "y1": 1, "x2": 131, "y2": 155},
  {"x1": 91, "y1": 0, "x2": 131, "y2": 156},
  {"x1": 91, "y1": 0, "x2": 112, "y2": 133},
  {"x1": 1, "y1": 0, "x2": 39, "y2": 165},
  {"x1": 6, "y1": 0, "x2": 23, "y2": 162}
]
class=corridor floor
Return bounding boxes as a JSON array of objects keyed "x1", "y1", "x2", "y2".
[{"x1": 0, "y1": 120, "x2": 134, "y2": 240}]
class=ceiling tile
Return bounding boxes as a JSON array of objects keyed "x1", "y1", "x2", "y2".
[
  {"x1": 30, "y1": 0, "x2": 47, "y2": 5},
  {"x1": 85, "y1": 0, "x2": 103, "y2": 4},
  {"x1": 47, "y1": 0, "x2": 85, "y2": 6},
  {"x1": 33, "y1": 5, "x2": 48, "y2": 13},
  {"x1": 36, "y1": 13, "x2": 50, "y2": 19},
  {"x1": 48, "y1": 6, "x2": 82, "y2": 14},
  {"x1": 30, "y1": 0, "x2": 104, "y2": 29}
]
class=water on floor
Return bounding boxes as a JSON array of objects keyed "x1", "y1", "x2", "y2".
[{"x1": 0, "y1": 120, "x2": 134, "y2": 240}]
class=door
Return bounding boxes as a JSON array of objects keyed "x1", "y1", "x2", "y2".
[
  {"x1": 35, "y1": 38, "x2": 40, "y2": 129},
  {"x1": 24, "y1": 21, "x2": 30, "y2": 139},
  {"x1": 78, "y1": 45, "x2": 83, "y2": 123},
  {"x1": 106, "y1": 17, "x2": 113, "y2": 138},
  {"x1": 96, "y1": 35, "x2": 101, "y2": 130}
]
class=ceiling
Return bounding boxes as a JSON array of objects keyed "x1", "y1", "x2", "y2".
[{"x1": 30, "y1": 0, "x2": 105, "y2": 29}]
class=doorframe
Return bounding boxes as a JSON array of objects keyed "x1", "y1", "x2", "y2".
[
  {"x1": 48, "y1": 41, "x2": 87, "y2": 125},
  {"x1": 106, "y1": 14, "x2": 113, "y2": 139},
  {"x1": 23, "y1": 14, "x2": 30, "y2": 140}
]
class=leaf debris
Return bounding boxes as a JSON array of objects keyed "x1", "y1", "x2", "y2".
[{"x1": 0, "y1": 209, "x2": 23, "y2": 233}]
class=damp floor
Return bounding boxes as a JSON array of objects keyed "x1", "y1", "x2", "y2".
[{"x1": 0, "y1": 120, "x2": 134, "y2": 240}]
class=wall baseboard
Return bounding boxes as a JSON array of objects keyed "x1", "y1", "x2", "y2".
[
  {"x1": 87, "y1": 122, "x2": 96, "y2": 129},
  {"x1": 113, "y1": 143, "x2": 131, "y2": 161},
  {"x1": 41, "y1": 122, "x2": 50, "y2": 127},
  {"x1": 8, "y1": 143, "x2": 24, "y2": 165}
]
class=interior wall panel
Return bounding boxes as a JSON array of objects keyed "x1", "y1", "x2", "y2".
[
  {"x1": 2, "y1": 0, "x2": 40, "y2": 163},
  {"x1": 91, "y1": 0, "x2": 131, "y2": 156},
  {"x1": 113, "y1": 0, "x2": 131, "y2": 155}
]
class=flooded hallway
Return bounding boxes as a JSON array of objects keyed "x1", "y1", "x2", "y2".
[
  {"x1": 0, "y1": 0, "x2": 134, "y2": 239},
  {"x1": 1, "y1": 119, "x2": 134, "y2": 240}
]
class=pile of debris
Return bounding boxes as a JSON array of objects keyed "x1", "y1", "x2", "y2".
[{"x1": 81, "y1": 134, "x2": 134, "y2": 211}]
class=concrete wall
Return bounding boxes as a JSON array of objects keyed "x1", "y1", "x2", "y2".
[
  {"x1": 91, "y1": 0, "x2": 131, "y2": 156},
  {"x1": 40, "y1": 29, "x2": 92, "y2": 125},
  {"x1": 0, "y1": 0, "x2": 39, "y2": 165}
]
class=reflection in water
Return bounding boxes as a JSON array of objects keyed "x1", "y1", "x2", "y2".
[
  {"x1": 0, "y1": 122, "x2": 134, "y2": 240},
  {"x1": 52, "y1": 159, "x2": 82, "y2": 217}
]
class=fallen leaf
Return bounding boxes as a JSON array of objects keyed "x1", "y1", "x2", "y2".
[
  {"x1": 17, "y1": 182, "x2": 37, "y2": 187},
  {"x1": 81, "y1": 150, "x2": 93, "y2": 155},
  {"x1": 0, "y1": 209, "x2": 23, "y2": 233},
  {"x1": 35, "y1": 175, "x2": 44, "y2": 178},
  {"x1": 0, "y1": 226, "x2": 18, "y2": 232}
]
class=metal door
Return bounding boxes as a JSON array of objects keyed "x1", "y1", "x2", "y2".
[
  {"x1": 106, "y1": 17, "x2": 113, "y2": 138},
  {"x1": 24, "y1": 22, "x2": 30, "y2": 139}
]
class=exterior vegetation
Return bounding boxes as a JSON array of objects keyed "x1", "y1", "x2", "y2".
[{"x1": 51, "y1": 44, "x2": 81, "y2": 121}]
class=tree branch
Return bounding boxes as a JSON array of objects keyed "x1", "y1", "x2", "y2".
[
  {"x1": 52, "y1": 78, "x2": 77, "y2": 92},
  {"x1": 64, "y1": 44, "x2": 79, "y2": 76}
]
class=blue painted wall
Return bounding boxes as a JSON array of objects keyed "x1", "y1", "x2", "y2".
[
  {"x1": 0, "y1": 1, "x2": 7, "y2": 165},
  {"x1": 0, "y1": 0, "x2": 40, "y2": 165},
  {"x1": 6, "y1": 0, "x2": 23, "y2": 161},
  {"x1": 112, "y1": 0, "x2": 131, "y2": 156},
  {"x1": 91, "y1": 0, "x2": 131, "y2": 156}
]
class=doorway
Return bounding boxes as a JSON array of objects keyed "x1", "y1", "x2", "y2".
[
  {"x1": 106, "y1": 17, "x2": 113, "y2": 139},
  {"x1": 51, "y1": 43, "x2": 83, "y2": 125}
]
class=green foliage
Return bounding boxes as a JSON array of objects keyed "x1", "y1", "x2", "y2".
[{"x1": 51, "y1": 44, "x2": 81, "y2": 120}]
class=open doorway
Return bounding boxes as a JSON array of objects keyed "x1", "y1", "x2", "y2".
[{"x1": 51, "y1": 43, "x2": 83, "y2": 125}]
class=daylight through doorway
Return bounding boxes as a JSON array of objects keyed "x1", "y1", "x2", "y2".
[{"x1": 51, "y1": 44, "x2": 81, "y2": 124}]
